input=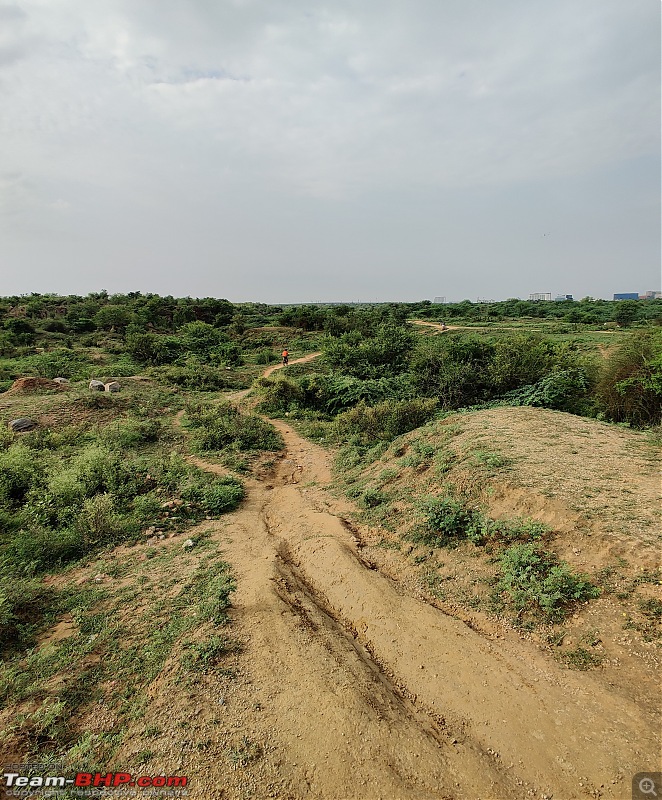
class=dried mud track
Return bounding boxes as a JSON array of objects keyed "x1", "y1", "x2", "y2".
[{"x1": 177, "y1": 358, "x2": 658, "y2": 799}]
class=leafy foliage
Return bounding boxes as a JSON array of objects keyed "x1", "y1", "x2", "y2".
[
  {"x1": 332, "y1": 398, "x2": 438, "y2": 445},
  {"x1": 595, "y1": 330, "x2": 662, "y2": 426},
  {"x1": 498, "y1": 544, "x2": 600, "y2": 621}
]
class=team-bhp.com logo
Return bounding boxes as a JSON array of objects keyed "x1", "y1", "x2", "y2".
[{"x1": 3, "y1": 767, "x2": 188, "y2": 796}]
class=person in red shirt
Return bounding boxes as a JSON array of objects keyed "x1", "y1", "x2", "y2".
[{"x1": 282, "y1": 349, "x2": 289, "y2": 365}]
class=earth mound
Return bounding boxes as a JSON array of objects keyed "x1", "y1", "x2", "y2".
[{"x1": 5, "y1": 377, "x2": 68, "y2": 394}]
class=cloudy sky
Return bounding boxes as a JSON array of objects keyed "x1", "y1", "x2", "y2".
[{"x1": 1, "y1": 0, "x2": 659, "y2": 302}]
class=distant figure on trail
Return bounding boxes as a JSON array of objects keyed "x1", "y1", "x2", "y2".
[
  {"x1": 440, "y1": 322, "x2": 448, "y2": 331},
  {"x1": 282, "y1": 349, "x2": 289, "y2": 365}
]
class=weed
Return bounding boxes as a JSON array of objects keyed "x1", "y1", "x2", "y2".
[
  {"x1": 226, "y1": 736, "x2": 263, "y2": 767},
  {"x1": 497, "y1": 544, "x2": 600, "y2": 622},
  {"x1": 361, "y1": 488, "x2": 388, "y2": 509},
  {"x1": 471, "y1": 449, "x2": 511, "y2": 470},
  {"x1": 182, "y1": 635, "x2": 241, "y2": 673},
  {"x1": 556, "y1": 646, "x2": 604, "y2": 670}
]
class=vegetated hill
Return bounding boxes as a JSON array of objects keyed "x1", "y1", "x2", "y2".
[{"x1": 336, "y1": 404, "x2": 661, "y2": 705}]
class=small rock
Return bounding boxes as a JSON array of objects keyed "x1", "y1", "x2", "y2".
[
  {"x1": 183, "y1": 539, "x2": 195, "y2": 550},
  {"x1": 89, "y1": 380, "x2": 105, "y2": 391},
  {"x1": 8, "y1": 418, "x2": 37, "y2": 432},
  {"x1": 105, "y1": 381, "x2": 120, "y2": 393},
  {"x1": 53, "y1": 377, "x2": 70, "y2": 385}
]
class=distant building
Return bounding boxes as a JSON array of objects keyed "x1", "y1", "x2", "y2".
[
  {"x1": 554, "y1": 294, "x2": 574, "y2": 301},
  {"x1": 433, "y1": 296, "x2": 446, "y2": 304},
  {"x1": 613, "y1": 293, "x2": 639, "y2": 301},
  {"x1": 640, "y1": 291, "x2": 662, "y2": 300},
  {"x1": 529, "y1": 293, "x2": 552, "y2": 301}
]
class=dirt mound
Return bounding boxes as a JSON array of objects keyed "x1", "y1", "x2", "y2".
[{"x1": 5, "y1": 377, "x2": 67, "y2": 394}]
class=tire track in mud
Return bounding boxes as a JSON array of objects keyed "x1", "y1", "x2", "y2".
[{"x1": 174, "y1": 355, "x2": 658, "y2": 799}]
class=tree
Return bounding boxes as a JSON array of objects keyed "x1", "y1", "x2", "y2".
[{"x1": 613, "y1": 301, "x2": 639, "y2": 328}]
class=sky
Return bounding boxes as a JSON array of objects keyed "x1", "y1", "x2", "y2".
[{"x1": 1, "y1": 0, "x2": 660, "y2": 303}]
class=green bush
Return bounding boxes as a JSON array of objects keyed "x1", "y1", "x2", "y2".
[
  {"x1": 505, "y1": 367, "x2": 593, "y2": 414},
  {"x1": 0, "y1": 569, "x2": 58, "y2": 651},
  {"x1": 201, "y1": 478, "x2": 245, "y2": 514},
  {"x1": 596, "y1": 330, "x2": 662, "y2": 426},
  {"x1": 333, "y1": 398, "x2": 437, "y2": 445},
  {"x1": 101, "y1": 418, "x2": 162, "y2": 448},
  {"x1": 255, "y1": 375, "x2": 304, "y2": 412},
  {"x1": 322, "y1": 325, "x2": 415, "y2": 379},
  {"x1": 361, "y1": 488, "x2": 388, "y2": 508},
  {"x1": 197, "y1": 565, "x2": 236, "y2": 625},
  {"x1": 410, "y1": 334, "x2": 495, "y2": 407},
  {"x1": 498, "y1": 544, "x2": 600, "y2": 620},
  {"x1": 9, "y1": 525, "x2": 86, "y2": 571},
  {"x1": 422, "y1": 497, "x2": 480, "y2": 544},
  {"x1": 0, "y1": 445, "x2": 43, "y2": 508},
  {"x1": 186, "y1": 402, "x2": 282, "y2": 452}
]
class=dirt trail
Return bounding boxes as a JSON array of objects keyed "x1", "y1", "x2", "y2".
[
  {"x1": 153, "y1": 357, "x2": 660, "y2": 799},
  {"x1": 408, "y1": 320, "x2": 460, "y2": 333}
]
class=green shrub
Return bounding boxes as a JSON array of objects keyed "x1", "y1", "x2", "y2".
[
  {"x1": 76, "y1": 493, "x2": 118, "y2": 544},
  {"x1": 0, "y1": 445, "x2": 43, "y2": 508},
  {"x1": 197, "y1": 566, "x2": 236, "y2": 625},
  {"x1": 333, "y1": 398, "x2": 437, "y2": 445},
  {"x1": 255, "y1": 375, "x2": 304, "y2": 412},
  {"x1": 9, "y1": 525, "x2": 86, "y2": 571},
  {"x1": 498, "y1": 544, "x2": 600, "y2": 621},
  {"x1": 0, "y1": 568, "x2": 58, "y2": 651},
  {"x1": 201, "y1": 478, "x2": 245, "y2": 514},
  {"x1": 322, "y1": 325, "x2": 415, "y2": 379},
  {"x1": 101, "y1": 418, "x2": 162, "y2": 448},
  {"x1": 361, "y1": 488, "x2": 388, "y2": 508},
  {"x1": 596, "y1": 330, "x2": 662, "y2": 426},
  {"x1": 505, "y1": 367, "x2": 593, "y2": 414},
  {"x1": 182, "y1": 635, "x2": 240, "y2": 672},
  {"x1": 254, "y1": 349, "x2": 278, "y2": 365},
  {"x1": 186, "y1": 403, "x2": 282, "y2": 452},
  {"x1": 422, "y1": 497, "x2": 480, "y2": 544}
]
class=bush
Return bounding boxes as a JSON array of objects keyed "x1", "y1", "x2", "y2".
[
  {"x1": 197, "y1": 565, "x2": 236, "y2": 625},
  {"x1": 421, "y1": 497, "x2": 480, "y2": 544},
  {"x1": 76, "y1": 493, "x2": 118, "y2": 544},
  {"x1": 201, "y1": 478, "x2": 245, "y2": 514},
  {"x1": 152, "y1": 364, "x2": 235, "y2": 391},
  {"x1": 255, "y1": 375, "x2": 304, "y2": 412},
  {"x1": 498, "y1": 544, "x2": 600, "y2": 620},
  {"x1": 0, "y1": 569, "x2": 58, "y2": 651},
  {"x1": 0, "y1": 445, "x2": 43, "y2": 508},
  {"x1": 410, "y1": 334, "x2": 495, "y2": 407},
  {"x1": 298, "y1": 373, "x2": 415, "y2": 415},
  {"x1": 186, "y1": 402, "x2": 282, "y2": 452},
  {"x1": 361, "y1": 488, "x2": 388, "y2": 508},
  {"x1": 333, "y1": 398, "x2": 437, "y2": 445},
  {"x1": 505, "y1": 367, "x2": 593, "y2": 414},
  {"x1": 322, "y1": 325, "x2": 415, "y2": 379},
  {"x1": 9, "y1": 526, "x2": 86, "y2": 571},
  {"x1": 596, "y1": 330, "x2": 662, "y2": 426}
]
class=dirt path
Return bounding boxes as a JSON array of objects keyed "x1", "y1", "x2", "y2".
[
  {"x1": 408, "y1": 320, "x2": 461, "y2": 333},
  {"x1": 154, "y1": 358, "x2": 660, "y2": 799}
]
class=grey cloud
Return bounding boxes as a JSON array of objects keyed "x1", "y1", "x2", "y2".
[{"x1": 0, "y1": 0, "x2": 659, "y2": 299}]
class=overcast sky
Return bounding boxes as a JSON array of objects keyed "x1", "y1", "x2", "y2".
[{"x1": 1, "y1": 0, "x2": 659, "y2": 302}]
